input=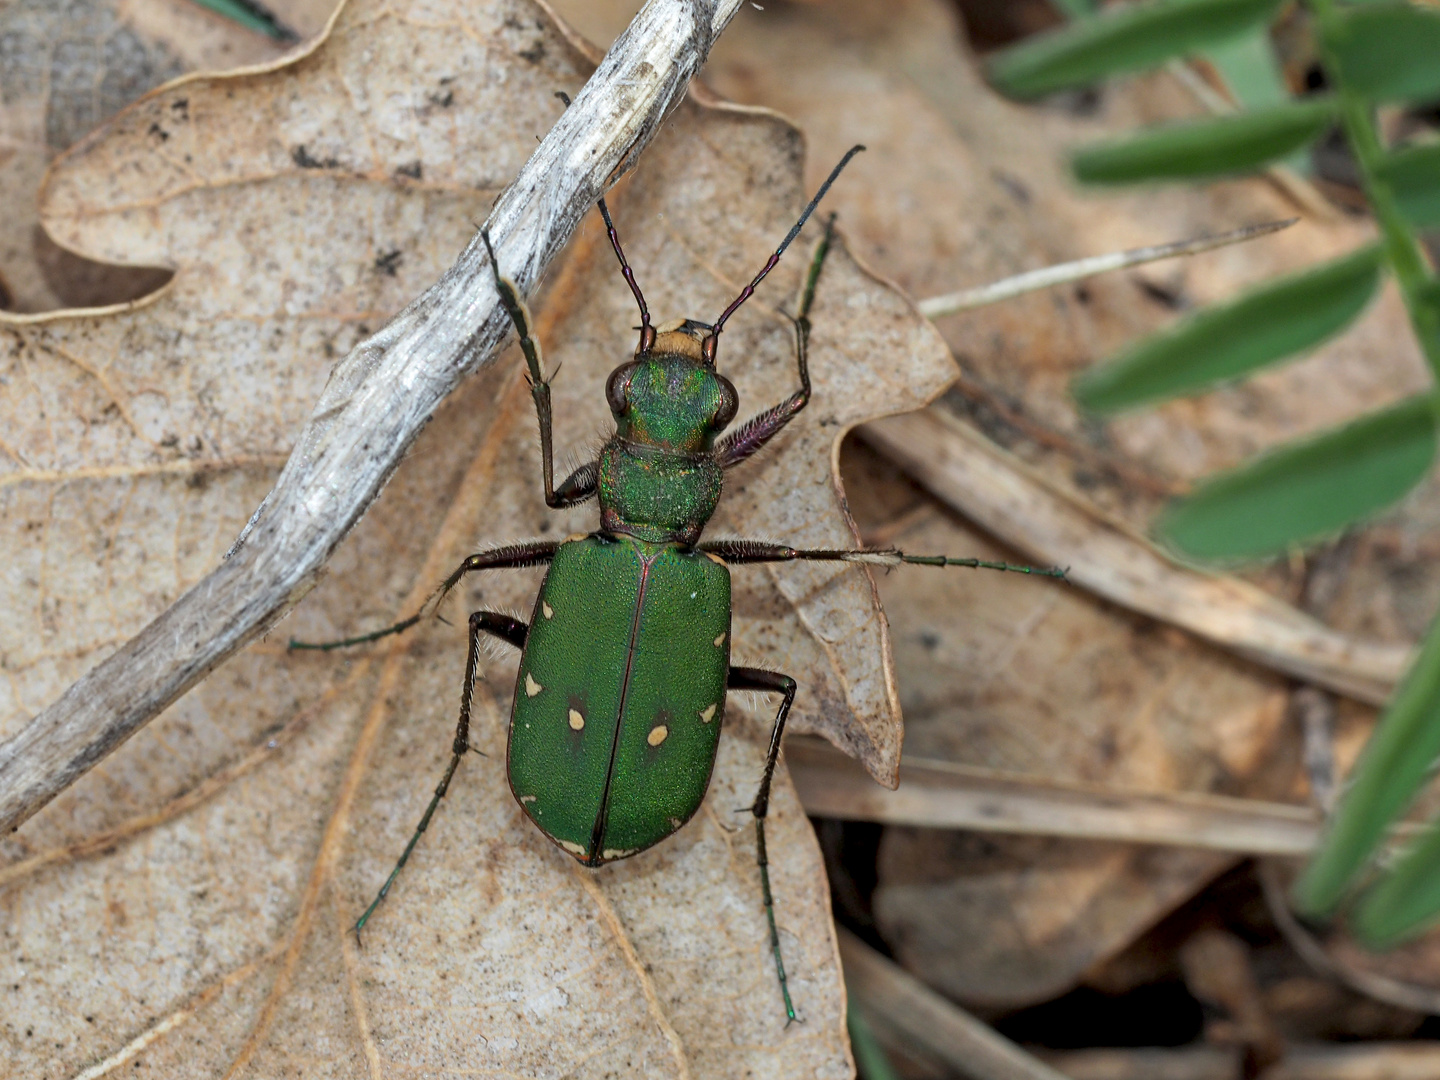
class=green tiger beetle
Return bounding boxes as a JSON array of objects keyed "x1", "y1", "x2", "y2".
[{"x1": 291, "y1": 145, "x2": 1064, "y2": 1023}]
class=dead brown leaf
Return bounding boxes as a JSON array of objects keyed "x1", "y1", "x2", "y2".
[
  {"x1": 0, "y1": 0, "x2": 959, "y2": 1073},
  {"x1": 0, "y1": 0, "x2": 337, "y2": 313}
]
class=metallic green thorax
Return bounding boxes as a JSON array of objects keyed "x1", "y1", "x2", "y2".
[
  {"x1": 508, "y1": 535, "x2": 731, "y2": 864},
  {"x1": 598, "y1": 346, "x2": 737, "y2": 546}
]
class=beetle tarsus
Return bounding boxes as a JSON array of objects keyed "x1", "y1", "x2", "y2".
[{"x1": 728, "y1": 665, "x2": 801, "y2": 1023}]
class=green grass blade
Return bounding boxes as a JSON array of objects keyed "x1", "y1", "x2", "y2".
[
  {"x1": 1376, "y1": 143, "x2": 1440, "y2": 230},
  {"x1": 1072, "y1": 99, "x2": 1336, "y2": 185},
  {"x1": 1352, "y1": 819, "x2": 1440, "y2": 949},
  {"x1": 1157, "y1": 395, "x2": 1436, "y2": 562},
  {"x1": 1329, "y1": 2, "x2": 1440, "y2": 104},
  {"x1": 847, "y1": 999, "x2": 900, "y2": 1080},
  {"x1": 1075, "y1": 244, "x2": 1383, "y2": 413},
  {"x1": 987, "y1": 0, "x2": 1284, "y2": 99},
  {"x1": 1295, "y1": 608, "x2": 1440, "y2": 922}
]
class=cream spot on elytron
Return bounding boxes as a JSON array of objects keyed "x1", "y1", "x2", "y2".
[
  {"x1": 525, "y1": 672, "x2": 543, "y2": 697},
  {"x1": 603, "y1": 848, "x2": 637, "y2": 860},
  {"x1": 647, "y1": 724, "x2": 669, "y2": 746},
  {"x1": 519, "y1": 795, "x2": 536, "y2": 804},
  {"x1": 568, "y1": 708, "x2": 585, "y2": 731},
  {"x1": 699, "y1": 704, "x2": 717, "y2": 724},
  {"x1": 542, "y1": 601, "x2": 554, "y2": 619},
  {"x1": 559, "y1": 839, "x2": 587, "y2": 857},
  {"x1": 713, "y1": 631, "x2": 725, "y2": 647}
]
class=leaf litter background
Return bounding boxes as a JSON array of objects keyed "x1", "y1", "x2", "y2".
[
  {"x1": 0, "y1": 0, "x2": 971, "y2": 1074},
  {"x1": 11, "y1": 0, "x2": 1440, "y2": 1075}
]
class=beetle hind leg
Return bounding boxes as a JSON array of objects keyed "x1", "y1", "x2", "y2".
[
  {"x1": 352, "y1": 610, "x2": 529, "y2": 935},
  {"x1": 728, "y1": 665, "x2": 801, "y2": 1025}
]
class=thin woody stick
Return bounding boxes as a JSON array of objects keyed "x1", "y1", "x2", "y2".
[{"x1": 918, "y1": 218, "x2": 1296, "y2": 318}]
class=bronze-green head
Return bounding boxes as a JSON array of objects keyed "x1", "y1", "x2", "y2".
[{"x1": 605, "y1": 320, "x2": 738, "y2": 454}]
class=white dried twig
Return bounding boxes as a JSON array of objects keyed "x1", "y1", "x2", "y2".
[
  {"x1": 0, "y1": 0, "x2": 745, "y2": 833},
  {"x1": 917, "y1": 219, "x2": 1295, "y2": 319}
]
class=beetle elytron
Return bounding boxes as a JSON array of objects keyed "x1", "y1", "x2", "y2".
[{"x1": 293, "y1": 145, "x2": 1062, "y2": 1022}]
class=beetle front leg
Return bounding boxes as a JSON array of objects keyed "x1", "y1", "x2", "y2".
[
  {"x1": 715, "y1": 217, "x2": 834, "y2": 470},
  {"x1": 481, "y1": 230, "x2": 596, "y2": 508},
  {"x1": 728, "y1": 665, "x2": 801, "y2": 1025},
  {"x1": 353, "y1": 610, "x2": 528, "y2": 936},
  {"x1": 288, "y1": 539, "x2": 559, "y2": 651}
]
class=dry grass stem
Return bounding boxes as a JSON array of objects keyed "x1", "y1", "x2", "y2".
[
  {"x1": 840, "y1": 927, "x2": 1075, "y2": 1080},
  {"x1": 917, "y1": 220, "x2": 1296, "y2": 319},
  {"x1": 789, "y1": 738, "x2": 1348, "y2": 855},
  {"x1": 859, "y1": 408, "x2": 1409, "y2": 705}
]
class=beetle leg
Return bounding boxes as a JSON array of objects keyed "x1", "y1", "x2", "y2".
[
  {"x1": 481, "y1": 230, "x2": 597, "y2": 508},
  {"x1": 698, "y1": 540, "x2": 1065, "y2": 580},
  {"x1": 714, "y1": 216, "x2": 834, "y2": 471},
  {"x1": 353, "y1": 610, "x2": 529, "y2": 937},
  {"x1": 288, "y1": 539, "x2": 559, "y2": 651},
  {"x1": 728, "y1": 665, "x2": 801, "y2": 1026}
]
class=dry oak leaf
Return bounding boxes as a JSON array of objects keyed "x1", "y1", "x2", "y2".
[
  {"x1": 0, "y1": 0, "x2": 954, "y2": 1075},
  {"x1": 0, "y1": 0, "x2": 328, "y2": 313}
]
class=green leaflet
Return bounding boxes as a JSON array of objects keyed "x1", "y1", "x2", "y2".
[
  {"x1": 1328, "y1": 2, "x2": 1440, "y2": 104},
  {"x1": 1072, "y1": 99, "x2": 1336, "y2": 185},
  {"x1": 1204, "y1": 27, "x2": 1291, "y2": 112},
  {"x1": 1376, "y1": 143, "x2": 1440, "y2": 230},
  {"x1": 1075, "y1": 244, "x2": 1383, "y2": 414},
  {"x1": 1156, "y1": 395, "x2": 1436, "y2": 562},
  {"x1": 987, "y1": 0, "x2": 1284, "y2": 99},
  {"x1": 847, "y1": 1001, "x2": 900, "y2": 1080},
  {"x1": 1295, "y1": 607, "x2": 1440, "y2": 925}
]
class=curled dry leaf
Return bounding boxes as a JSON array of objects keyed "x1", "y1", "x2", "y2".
[
  {"x1": 0, "y1": 0, "x2": 953, "y2": 1074},
  {"x1": 0, "y1": 0, "x2": 328, "y2": 313}
]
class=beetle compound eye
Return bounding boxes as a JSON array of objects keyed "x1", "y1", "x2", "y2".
[
  {"x1": 714, "y1": 374, "x2": 739, "y2": 431},
  {"x1": 605, "y1": 362, "x2": 635, "y2": 417}
]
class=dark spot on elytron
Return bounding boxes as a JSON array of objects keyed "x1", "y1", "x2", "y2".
[
  {"x1": 374, "y1": 250, "x2": 403, "y2": 277},
  {"x1": 148, "y1": 123, "x2": 168, "y2": 141},
  {"x1": 395, "y1": 161, "x2": 422, "y2": 180},
  {"x1": 566, "y1": 692, "x2": 589, "y2": 743},
  {"x1": 291, "y1": 145, "x2": 340, "y2": 170},
  {"x1": 519, "y1": 40, "x2": 545, "y2": 64},
  {"x1": 648, "y1": 708, "x2": 675, "y2": 750}
]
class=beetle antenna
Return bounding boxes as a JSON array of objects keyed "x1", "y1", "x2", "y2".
[
  {"x1": 702, "y1": 144, "x2": 865, "y2": 366},
  {"x1": 597, "y1": 196, "x2": 655, "y2": 354},
  {"x1": 552, "y1": 89, "x2": 656, "y2": 354}
]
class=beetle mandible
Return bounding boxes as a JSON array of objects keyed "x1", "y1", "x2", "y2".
[{"x1": 292, "y1": 144, "x2": 1063, "y2": 1023}]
